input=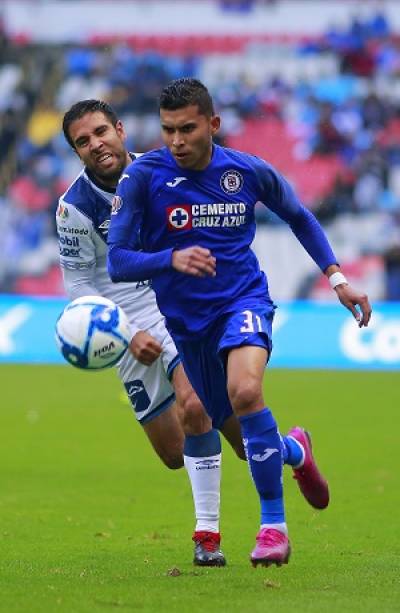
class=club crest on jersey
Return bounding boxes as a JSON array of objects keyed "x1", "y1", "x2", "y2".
[
  {"x1": 220, "y1": 170, "x2": 243, "y2": 194},
  {"x1": 111, "y1": 195, "x2": 123, "y2": 215},
  {"x1": 166, "y1": 205, "x2": 192, "y2": 231},
  {"x1": 56, "y1": 203, "x2": 69, "y2": 219}
]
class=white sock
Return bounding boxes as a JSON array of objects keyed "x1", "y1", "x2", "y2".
[
  {"x1": 184, "y1": 453, "x2": 221, "y2": 533},
  {"x1": 261, "y1": 522, "x2": 288, "y2": 535}
]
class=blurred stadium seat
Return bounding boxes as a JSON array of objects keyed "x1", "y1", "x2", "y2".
[{"x1": 1, "y1": 0, "x2": 400, "y2": 301}]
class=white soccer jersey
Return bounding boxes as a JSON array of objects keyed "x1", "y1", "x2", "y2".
[
  {"x1": 56, "y1": 163, "x2": 179, "y2": 424},
  {"x1": 56, "y1": 166, "x2": 162, "y2": 338}
]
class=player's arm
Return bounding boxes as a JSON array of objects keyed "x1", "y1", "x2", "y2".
[
  {"x1": 322, "y1": 263, "x2": 371, "y2": 328},
  {"x1": 255, "y1": 160, "x2": 371, "y2": 327},
  {"x1": 107, "y1": 164, "x2": 215, "y2": 281},
  {"x1": 56, "y1": 200, "x2": 100, "y2": 300},
  {"x1": 56, "y1": 200, "x2": 158, "y2": 360}
]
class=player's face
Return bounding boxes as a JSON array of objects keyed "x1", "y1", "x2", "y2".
[
  {"x1": 160, "y1": 105, "x2": 220, "y2": 171},
  {"x1": 68, "y1": 111, "x2": 130, "y2": 187}
]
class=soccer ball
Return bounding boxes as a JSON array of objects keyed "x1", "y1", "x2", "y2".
[{"x1": 55, "y1": 295, "x2": 131, "y2": 370}]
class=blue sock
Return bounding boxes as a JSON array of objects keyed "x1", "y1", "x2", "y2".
[
  {"x1": 239, "y1": 408, "x2": 285, "y2": 525},
  {"x1": 184, "y1": 429, "x2": 221, "y2": 457},
  {"x1": 281, "y1": 435, "x2": 304, "y2": 467}
]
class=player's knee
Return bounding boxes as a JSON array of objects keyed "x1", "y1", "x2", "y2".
[
  {"x1": 228, "y1": 379, "x2": 263, "y2": 415},
  {"x1": 180, "y1": 391, "x2": 210, "y2": 435}
]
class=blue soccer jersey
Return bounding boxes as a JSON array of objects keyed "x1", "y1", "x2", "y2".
[{"x1": 108, "y1": 144, "x2": 337, "y2": 339}]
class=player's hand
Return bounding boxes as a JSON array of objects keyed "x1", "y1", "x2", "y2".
[
  {"x1": 334, "y1": 283, "x2": 372, "y2": 328},
  {"x1": 172, "y1": 246, "x2": 216, "y2": 277},
  {"x1": 130, "y1": 331, "x2": 162, "y2": 365}
]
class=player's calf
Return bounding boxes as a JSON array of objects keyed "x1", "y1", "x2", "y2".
[
  {"x1": 171, "y1": 363, "x2": 211, "y2": 435},
  {"x1": 142, "y1": 405, "x2": 184, "y2": 470}
]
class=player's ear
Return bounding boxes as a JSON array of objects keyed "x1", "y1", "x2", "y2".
[
  {"x1": 210, "y1": 115, "x2": 221, "y2": 135},
  {"x1": 115, "y1": 119, "x2": 126, "y2": 141}
]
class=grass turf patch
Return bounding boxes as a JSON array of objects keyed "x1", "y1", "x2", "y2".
[{"x1": 1, "y1": 365, "x2": 399, "y2": 612}]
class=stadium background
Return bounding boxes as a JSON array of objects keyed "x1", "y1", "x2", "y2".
[
  {"x1": 1, "y1": 0, "x2": 400, "y2": 369},
  {"x1": 1, "y1": 3, "x2": 399, "y2": 613}
]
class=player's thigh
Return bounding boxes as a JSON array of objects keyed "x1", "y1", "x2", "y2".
[
  {"x1": 219, "y1": 308, "x2": 272, "y2": 415},
  {"x1": 142, "y1": 403, "x2": 184, "y2": 470},
  {"x1": 175, "y1": 337, "x2": 233, "y2": 431},
  {"x1": 226, "y1": 345, "x2": 268, "y2": 414},
  {"x1": 117, "y1": 345, "x2": 176, "y2": 432},
  {"x1": 171, "y1": 363, "x2": 211, "y2": 435},
  {"x1": 146, "y1": 317, "x2": 181, "y2": 377}
]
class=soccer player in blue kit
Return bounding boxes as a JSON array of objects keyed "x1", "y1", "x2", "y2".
[{"x1": 108, "y1": 78, "x2": 372, "y2": 567}]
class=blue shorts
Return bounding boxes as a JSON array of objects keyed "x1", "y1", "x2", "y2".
[{"x1": 175, "y1": 306, "x2": 274, "y2": 430}]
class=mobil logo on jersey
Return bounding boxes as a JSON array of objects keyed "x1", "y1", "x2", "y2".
[{"x1": 166, "y1": 202, "x2": 248, "y2": 231}]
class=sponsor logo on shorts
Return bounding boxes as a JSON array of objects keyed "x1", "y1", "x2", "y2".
[
  {"x1": 124, "y1": 379, "x2": 151, "y2": 414},
  {"x1": 220, "y1": 170, "x2": 243, "y2": 194}
]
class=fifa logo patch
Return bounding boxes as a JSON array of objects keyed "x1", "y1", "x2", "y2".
[
  {"x1": 220, "y1": 170, "x2": 243, "y2": 194},
  {"x1": 56, "y1": 203, "x2": 69, "y2": 219},
  {"x1": 166, "y1": 205, "x2": 192, "y2": 231}
]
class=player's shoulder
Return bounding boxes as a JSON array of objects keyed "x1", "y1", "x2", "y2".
[
  {"x1": 218, "y1": 145, "x2": 272, "y2": 172},
  {"x1": 218, "y1": 145, "x2": 281, "y2": 189},
  {"x1": 60, "y1": 169, "x2": 98, "y2": 211},
  {"x1": 124, "y1": 147, "x2": 167, "y2": 176}
]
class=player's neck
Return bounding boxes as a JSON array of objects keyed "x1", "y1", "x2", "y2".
[
  {"x1": 191, "y1": 144, "x2": 214, "y2": 171},
  {"x1": 85, "y1": 168, "x2": 119, "y2": 192}
]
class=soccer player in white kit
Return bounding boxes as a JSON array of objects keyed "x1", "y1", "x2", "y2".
[{"x1": 56, "y1": 99, "x2": 247, "y2": 566}]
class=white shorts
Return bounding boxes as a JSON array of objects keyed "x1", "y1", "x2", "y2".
[{"x1": 117, "y1": 319, "x2": 180, "y2": 424}]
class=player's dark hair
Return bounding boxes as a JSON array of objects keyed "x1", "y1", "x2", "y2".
[
  {"x1": 62, "y1": 99, "x2": 119, "y2": 149},
  {"x1": 159, "y1": 78, "x2": 215, "y2": 117}
]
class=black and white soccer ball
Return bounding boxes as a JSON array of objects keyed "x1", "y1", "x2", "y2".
[{"x1": 55, "y1": 295, "x2": 131, "y2": 370}]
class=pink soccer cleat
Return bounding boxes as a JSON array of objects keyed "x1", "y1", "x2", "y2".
[
  {"x1": 288, "y1": 426, "x2": 330, "y2": 510},
  {"x1": 250, "y1": 528, "x2": 291, "y2": 568}
]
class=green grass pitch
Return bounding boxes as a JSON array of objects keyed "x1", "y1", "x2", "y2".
[{"x1": 1, "y1": 364, "x2": 399, "y2": 612}]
